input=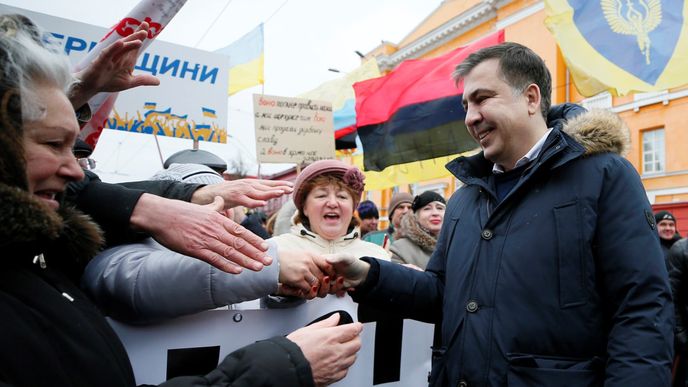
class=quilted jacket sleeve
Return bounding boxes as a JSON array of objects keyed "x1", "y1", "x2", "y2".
[{"x1": 154, "y1": 336, "x2": 314, "y2": 387}]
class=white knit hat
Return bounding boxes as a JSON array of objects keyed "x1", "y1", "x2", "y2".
[{"x1": 150, "y1": 163, "x2": 224, "y2": 185}]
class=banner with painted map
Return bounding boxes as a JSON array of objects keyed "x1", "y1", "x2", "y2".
[{"x1": 0, "y1": 4, "x2": 228, "y2": 144}]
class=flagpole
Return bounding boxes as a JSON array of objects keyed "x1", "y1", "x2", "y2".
[{"x1": 153, "y1": 133, "x2": 165, "y2": 167}]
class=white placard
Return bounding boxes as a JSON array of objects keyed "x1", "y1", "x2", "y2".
[
  {"x1": 0, "y1": 4, "x2": 229, "y2": 144},
  {"x1": 110, "y1": 296, "x2": 434, "y2": 386},
  {"x1": 253, "y1": 94, "x2": 336, "y2": 163}
]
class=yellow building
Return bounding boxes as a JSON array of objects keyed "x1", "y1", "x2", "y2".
[{"x1": 355, "y1": 0, "x2": 688, "y2": 229}]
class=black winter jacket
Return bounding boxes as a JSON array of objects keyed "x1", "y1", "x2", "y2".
[
  {"x1": 353, "y1": 109, "x2": 673, "y2": 386},
  {"x1": 0, "y1": 76, "x2": 313, "y2": 387}
]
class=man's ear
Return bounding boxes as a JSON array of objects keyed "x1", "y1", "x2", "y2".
[{"x1": 524, "y1": 83, "x2": 541, "y2": 116}]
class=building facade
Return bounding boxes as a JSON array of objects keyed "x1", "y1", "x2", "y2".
[{"x1": 358, "y1": 0, "x2": 688, "y2": 230}]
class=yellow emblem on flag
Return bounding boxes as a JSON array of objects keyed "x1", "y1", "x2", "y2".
[
  {"x1": 545, "y1": 0, "x2": 688, "y2": 96},
  {"x1": 601, "y1": 0, "x2": 662, "y2": 64}
]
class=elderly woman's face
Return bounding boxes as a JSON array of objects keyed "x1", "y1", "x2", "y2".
[
  {"x1": 303, "y1": 183, "x2": 354, "y2": 240},
  {"x1": 23, "y1": 83, "x2": 83, "y2": 210}
]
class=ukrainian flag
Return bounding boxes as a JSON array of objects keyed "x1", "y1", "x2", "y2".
[
  {"x1": 143, "y1": 102, "x2": 157, "y2": 109},
  {"x1": 545, "y1": 0, "x2": 688, "y2": 96},
  {"x1": 202, "y1": 107, "x2": 217, "y2": 119},
  {"x1": 216, "y1": 24, "x2": 264, "y2": 96}
]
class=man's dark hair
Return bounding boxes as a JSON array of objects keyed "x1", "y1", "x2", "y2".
[{"x1": 452, "y1": 42, "x2": 551, "y2": 119}]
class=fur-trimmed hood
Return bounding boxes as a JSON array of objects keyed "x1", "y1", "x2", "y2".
[
  {"x1": 0, "y1": 182, "x2": 104, "y2": 273},
  {"x1": 562, "y1": 109, "x2": 630, "y2": 156},
  {"x1": 398, "y1": 212, "x2": 437, "y2": 252}
]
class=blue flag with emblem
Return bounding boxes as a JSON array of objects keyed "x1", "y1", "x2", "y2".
[{"x1": 545, "y1": 0, "x2": 688, "y2": 96}]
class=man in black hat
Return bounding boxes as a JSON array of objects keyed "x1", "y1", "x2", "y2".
[{"x1": 656, "y1": 210, "x2": 681, "y2": 261}]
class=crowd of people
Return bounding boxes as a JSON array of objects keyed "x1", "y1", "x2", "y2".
[{"x1": 1, "y1": 9, "x2": 686, "y2": 387}]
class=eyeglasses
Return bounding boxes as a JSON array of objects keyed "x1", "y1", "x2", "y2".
[{"x1": 77, "y1": 158, "x2": 97, "y2": 170}]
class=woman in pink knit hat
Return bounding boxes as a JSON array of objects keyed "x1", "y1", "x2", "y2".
[{"x1": 269, "y1": 159, "x2": 390, "y2": 296}]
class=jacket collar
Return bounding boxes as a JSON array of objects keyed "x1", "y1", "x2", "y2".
[
  {"x1": 291, "y1": 223, "x2": 360, "y2": 248},
  {"x1": 0, "y1": 182, "x2": 103, "y2": 270},
  {"x1": 399, "y1": 212, "x2": 437, "y2": 252}
]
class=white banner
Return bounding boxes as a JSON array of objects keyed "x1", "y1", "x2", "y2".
[
  {"x1": 110, "y1": 296, "x2": 434, "y2": 386},
  {"x1": 253, "y1": 94, "x2": 336, "y2": 164},
  {"x1": 0, "y1": 4, "x2": 229, "y2": 145}
]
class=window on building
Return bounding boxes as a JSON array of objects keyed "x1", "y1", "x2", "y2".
[{"x1": 642, "y1": 128, "x2": 665, "y2": 174}]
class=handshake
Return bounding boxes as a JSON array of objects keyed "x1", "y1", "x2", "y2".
[{"x1": 276, "y1": 252, "x2": 372, "y2": 299}]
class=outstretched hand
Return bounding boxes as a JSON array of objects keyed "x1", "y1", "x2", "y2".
[
  {"x1": 276, "y1": 250, "x2": 329, "y2": 298},
  {"x1": 287, "y1": 313, "x2": 363, "y2": 386},
  {"x1": 191, "y1": 178, "x2": 293, "y2": 209},
  {"x1": 70, "y1": 21, "x2": 160, "y2": 109},
  {"x1": 325, "y1": 253, "x2": 371, "y2": 289},
  {"x1": 130, "y1": 193, "x2": 272, "y2": 274}
]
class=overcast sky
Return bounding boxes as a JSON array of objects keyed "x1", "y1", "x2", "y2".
[{"x1": 3, "y1": 0, "x2": 443, "y2": 181}]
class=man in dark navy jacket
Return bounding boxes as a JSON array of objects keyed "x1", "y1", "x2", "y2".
[{"x1": 329, "y1": 42, "x2": 673, "y2": 386}]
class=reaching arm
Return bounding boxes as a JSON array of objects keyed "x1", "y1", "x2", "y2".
[{"x1": 82, "y1": 239, "x2": 280, "y2": 323}]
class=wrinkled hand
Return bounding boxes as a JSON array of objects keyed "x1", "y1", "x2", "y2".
[
  {"x1": 325, "y1": 253, "x2": 371, "y2": 289},
  {"x1": 287, "y1": 314, "x2": 363, "y2": 386},
  {"x1": 191, "y1": 179, "x2": 293, "y2": 209},
  {"x1": 70, "y1": 21, "x2": 160, "y2": 109},
  {"x1": 130, "y1": 193, "x2": 272, "y2": 274},
  {"x1": 276, "y1": 250, "x2": 330, "y2": 298}
]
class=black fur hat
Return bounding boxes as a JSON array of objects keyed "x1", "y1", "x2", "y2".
[{"x1": 412, "y1": 191, "x2": 446, "y2": 212}]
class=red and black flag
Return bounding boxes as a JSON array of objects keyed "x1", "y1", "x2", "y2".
[{"x1": 354, "y1": 30, "x2": 504, "y2": 171}]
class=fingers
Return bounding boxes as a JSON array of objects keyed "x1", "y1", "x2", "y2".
[
  {"x1": 206, "y1": 196, "x2": 225, "y2": 212},
  {"x1": 332, "y1": 321, "x2": 363, "y2": 344},
  {"x1": 210, "y1": 180, "x2": 294, "y2": 209},
  {"x1": 277, "y1": 284, "x2": 304, "y2": 297},
  {"x1": 204, "y1": 237, "x2": 267, "y2": 272},
  {"x1": 195, "y1": 249, "x2": 243, "y2": 274},
  {"x1": 251, "y1": 179, "x2": 294, "y2": 188},
  {"x1": 326, "y1": 276, "x2": 346, "y2": 296},
  {"x1": 130, "y1": 74, "x2": 161, "y2": 87},
  {"x1": 324, "y1": 253, "x2": 355, "y2": 266},
  {"x1": 307, "y1": 312, "x2": 340, "y2": 329},
  {"x1": 218, "y1": 221, "x2": 272, "y2": 267},
  {"x1": 317, "y1": 276, "x2": 331, "y2": 298},
  {"x1": 312, "y1": 254, "x2": 334, "y2": 276}
]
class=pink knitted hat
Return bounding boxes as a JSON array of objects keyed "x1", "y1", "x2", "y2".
[{"x1": 292, "y1": 159, "x2": 365, "y2": 212}]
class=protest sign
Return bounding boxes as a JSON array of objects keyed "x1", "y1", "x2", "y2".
[
  {"x1": 253, "y1": 94, "x2": 335, "y2": 164},
  {"x1": 110, "y1": 296, "x2": 434, "y2": 386},
  {"x1": 0, "y1": 4, "x2": 228, "y2": 144}
]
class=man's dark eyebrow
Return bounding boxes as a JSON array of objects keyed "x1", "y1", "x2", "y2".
[{"x1": 462, "y1": 88, "x2": 490, "y2": 106}]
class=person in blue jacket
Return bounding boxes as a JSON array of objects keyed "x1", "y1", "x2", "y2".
[{"x1": 328, "y1": 42, "x2": 674, "y2": 386}]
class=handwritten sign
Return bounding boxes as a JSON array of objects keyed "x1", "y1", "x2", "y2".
[{"x1": 253, "y1": 94, "x2": 335, "y2": 163}]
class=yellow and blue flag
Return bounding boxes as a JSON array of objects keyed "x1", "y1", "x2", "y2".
[
  {"x1": 545, "y1": 0, "x2": 688, "y2": 96},
  {"x1": 201, "y1": 107, "x2": 217, "y2": 119},
  {"x1": 216, "y1": 24, "x2": 264, "y2": 96}
]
